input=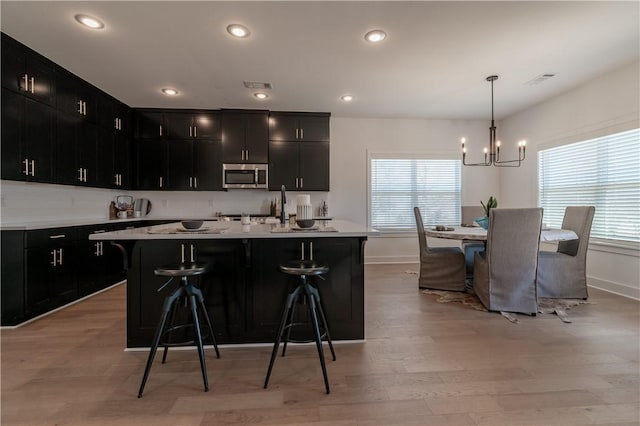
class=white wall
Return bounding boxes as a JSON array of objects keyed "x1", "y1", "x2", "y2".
[
  {"x1": 329, "y1": 117, "x2": 500, "y2": 263},
  {"x1": 499, "y1": 60, "x2": 640, "y2": 299}
]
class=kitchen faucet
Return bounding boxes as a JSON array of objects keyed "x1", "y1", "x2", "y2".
[{"x1": 280, "y1": 185, "x2": 287, "y2": 224}]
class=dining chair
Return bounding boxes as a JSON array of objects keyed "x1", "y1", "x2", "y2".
[
  {"x1": 537, "y1": 206, "x2": 595, "y2": 299},
  {"x1": 413, "y1": 207, "x2": 466, "y2": 291},
  {"x1": 461, "y1": 205, "x2": 485, "y2": 276},
  {"x1": 473, "y1": 208, "x2": 543, "y2": 314}
]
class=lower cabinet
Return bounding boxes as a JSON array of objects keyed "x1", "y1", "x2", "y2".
[
  {"x1": 1, "y1": 231, "x2": 25, "y2": 325},
  {"x1": 126, "y1": 236, "x2": 365, "y2": 347}
]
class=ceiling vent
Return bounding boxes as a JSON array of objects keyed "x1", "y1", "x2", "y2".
[
  {"x1": 524, "y1": 73, "x2": 557, "y2": 86},
  {"x1": 243, "y1": 81, "x2": 272, "y2": 89}
]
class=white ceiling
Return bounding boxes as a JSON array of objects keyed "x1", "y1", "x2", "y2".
[{"x1": 1, "y1": 1, "x2": 638, "y2": 119}]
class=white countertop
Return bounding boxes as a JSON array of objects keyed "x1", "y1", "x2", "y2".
[
  {"x1": 0, "y1": 217, "x2": 147, "y2": 231},
  {"x1": 89, "y1": 220, "x2": 378, "y2": 240}
]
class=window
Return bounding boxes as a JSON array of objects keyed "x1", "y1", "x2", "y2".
[
  {"x1": 538, "y1": 128, "x2": 640, "y2": 244},
  {"x1": 369, "y1": 155, "x2": 461, "y2": 231}
]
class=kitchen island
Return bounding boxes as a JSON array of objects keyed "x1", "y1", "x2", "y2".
[{"x1": 91, "y1": 220, "x2": 377, "y2": 348}]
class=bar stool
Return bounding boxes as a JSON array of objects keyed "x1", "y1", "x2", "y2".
[
  {"x1": 137, "y1": 261, "x2": 220, "y2": 398},
  {"x1": 264, "y1": 259, "x2": 336, "y2": 394}
]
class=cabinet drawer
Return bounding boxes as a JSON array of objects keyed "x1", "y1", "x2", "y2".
[{"x1": 26, "y1": 227, "x2": 77, "y2": 248}]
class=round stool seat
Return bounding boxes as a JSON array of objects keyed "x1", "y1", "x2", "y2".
[
  {"x1": 279, "y1": 259, "x2": 329, "y2": 276},
  {"x1": 154, "y1": 261, "x2": 211, "y2": 277}
]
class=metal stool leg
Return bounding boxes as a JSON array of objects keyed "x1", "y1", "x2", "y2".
[
  {"x1": 281, "y1": 289, "x2": 301, "y2": 357},
  {"x1": 191, "y1": 284, "x2": 220, "y2": 358},
  {"x1": 305, "y1": 284, "x2": 330, "y2": 394},
  {"x1": 138, "y1": 287, "x2": 184, "y2": 398},
  {"x1": 306, "y1": 283, "x2": 336, "y2": 361},
  {"x1": 188, "y1": 294, "x2": 209, "y2": 392},
  {"x1": 264, "y1": 285, "x2": 302, "y2": 389},
  {"x1": 161, "y1": 300, "x2": 179, "y2": 364}
]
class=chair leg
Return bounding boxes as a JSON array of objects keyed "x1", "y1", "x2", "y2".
[
  {"x1": 264, "y1": 286, "x2": 301, "y2": 389},
  {"x1": 307, "y1": 283, "x2": 336, "y2": 362},
  {"x1": 281, "y1": 292, "x2": 299, "y2": 357},
  {"x1": 138, "y1": 289, "x2": 182, "y2": 398},
  {"x1": 192, "y1": 285, "x2": 220, "y2": 359},
  {"x1": 306, "y1": 286, "x2": 330, "y2": 394},
  {"x1": 189, "y1": 294, "x2": 209, "y2": 392},
  {"x1": 162, "y1": 302, "x2": 178, "y2": 364}
]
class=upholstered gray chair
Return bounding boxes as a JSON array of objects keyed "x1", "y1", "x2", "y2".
[
  {"x1": 473, "y1": 208, "x2": 543, "y2": 314},
  {"x1": 537, "y1": 206, "x2": 595, "y2": 299},
  {"x1": 413, "y1": 207, "x2": 466, "y2": 291},
  {"x1": 461, "y1": 205, "x2": 485, "y2": 276}
]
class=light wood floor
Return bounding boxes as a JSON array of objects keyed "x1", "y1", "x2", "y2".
[{"x1": 2, "y1": 264, "x2": 639, "y2": 425}]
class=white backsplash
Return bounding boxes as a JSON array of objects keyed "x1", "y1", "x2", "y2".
[{"x1": 0, "y1": 180, "x2": 329, "y2": 224}]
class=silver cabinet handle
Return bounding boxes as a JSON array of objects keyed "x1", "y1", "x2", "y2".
[
  {"x1": 58, "y1": 248, "x2": 63, "y2": 265},
  {"x1": 78, "y1": 168, "x2": 83, "y2": 181},
  {"x1": 300, "y1": 128, "x2": 304, "y2": 139},
  {"x1": 30, "y1": 160, "x2": 35, "y2": 176},
  {"x1": 295, "y1": 128, "x2": 299, "y2": 139},
  {"x1": 159, "y1": 125, "x2": 163, "y2": 137},
  {"x1": 189, "y1": 177, "x2": 193, "y2": 188},
  {"x1": 194, "y1": 126, "x2": 197, "y2": 137},
  {"x1": 114, "y1": 118, "x2": 118, "y2": 129},
  {"x1": 246, "y1": 150, "x2": 249, "y2": 160},
  {"x1": 23, "y1": 159, "x2": 29, "y2": 175},
  {"x1": 83, "y1": 168, "x2": 87, "y2": 182},
  {"x1": 99, "y1": 242, "x2": 104, "y2": 256},
  {"x1": 241, "y1": 150, "x2": 245, "y2": 161},
  {"x1": 29, "y1": 77, "x2": 35, "y2": 94},
  {"x1": 94, "y1": 242, "x2": 100, "y2": 256},
  {"x1": 159, "y1": 176, "x2": 163, "y2": 188},
  {"x1": 310, "y1": 242, "x2": 313, "y2": 260},
  {"x1": 189, "y1": 126, "x2": 192, "y2": 137},
  {"x1": 301, "y1": 242, "x2": 305, "y2": 260},
  {"x1": 190, "y1": 244, "x2": 195, "y2": 262},
  {"x1": 194, "y1": 177, "x2": 197, "y2": 188},
  {"x1": 49, "y1": 234, "x2": 66, "y2": 239},
  {"x1": 118, "y1": 174, "x2": 122, "y2": 186},
  {"x1": 114, "y1": 174, "x2": 119, "y2": 185},
  {"x1": 181, "y1": 244, "x2": 186, "y2": 263},
  {"x1": 23, "y1": 74, "x2": 29, "y2": 92},
  {"x1": 295, "y1": 177, "x2": 298, "y2": 188},
  {"x1": 51, "y1": 249, "x2": 57, "y2": 266},
  {"x1": 78, "y1": 101, "x2": 83, "y2": 114},
  {"x1": 300, "y1": 177, "x2": 303, "y2": 188}
]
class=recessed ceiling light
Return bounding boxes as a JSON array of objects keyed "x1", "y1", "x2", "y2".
[
  {"x1": 227, "y1": 24, "x2": 250, "y2": 38},
  {"x1": 161, "y1": 88, "x2": 179, "y2": 96},
  {"x1": 253, "y1": 92, "x2": 269, "y2": 100},
  {"x1": 340, "y1": 95, "x2": 354, "y2": 102},
  {"x1": 364, "y1": 29, "x2": 386, "y2": 43},
  {"x1": 74, "y1": 14, "x2": 105, "y2": 30}
]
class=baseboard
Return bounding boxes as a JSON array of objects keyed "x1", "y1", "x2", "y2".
[
  {"x1": 0, "y1": 280, "x2": 126, "y2": 329},
  {"x1": 365, "y1": 255, "x2": 418, "y2": 264},
  {"x1": 588, "y1": 276, "x2": 639, "y2": 300}
]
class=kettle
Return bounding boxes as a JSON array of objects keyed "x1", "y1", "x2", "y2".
[{"x1": 133, "y1": 198, "x2": 152, "y2": 217}]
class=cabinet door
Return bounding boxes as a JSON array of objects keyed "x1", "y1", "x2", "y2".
[
  {"x1": 1, "y1": 231, "x2": 25, "y2": 325},
  {"x1": 166, "y1": 140, "x2": 194, "y2": 190},
  {"x1": 1, "y1": 88, "x2": 24, "y2": 180},
  {"x1": 298, "y1": 115, "x2": 330, "y2": 141},
  {"x1": 268, "y1": 114, "x2": 298, "y2": 141},
  {"x1": 194, "y1": 140, "x2": 222, "y2": 190},
  {"x1": 96, "y1": 127, "x2": 114, "y2": 188},
  {"x1": 113, "y1": 133, "x2": 130, "y2": 189},
  {"x1": 221, "y1": 113, "x2": 245, "y2": 163},
  {"x1": 244, "y1": 112, "x2": 269, "y2": 163},
  {"x1": 194, "y1": 112, "x2": 220, "y2": 140},
  {"x1": 135, "y1": 111, "x2": 164, "y2": 139},
  {"x1": 299, "y1": 142, "x2": 329, "y2": 191},
  {"x1": 52, "y1": 243, "x2": 77, "y2": 306},
  {"x1": 26, "y1": 53, "x2": 56, "y2": 107},
  {"x1": 57, "y1": 74, "x2": 96, "y2": 122},
  {"x1": 24, "y1": 247, "x2": 54, "y2": 316},
  {"x1": 164, "y1": 113, "x2": 193, "y2": 139},
  {"x1": 268, "y1": 141, "x2": 298, "y2": 191},
  {"x1": 1, "y1": 34, "x2": 26, "y2": 94},
  {"x1": 76, "y1": 121, "x2": 98, "y2": 186},
  {"x1": 56, "y1": 110, "x2": 82, "y2": 185},
  {"x1": 136, "y1": 140, "x2": 166, "y2": 189}
]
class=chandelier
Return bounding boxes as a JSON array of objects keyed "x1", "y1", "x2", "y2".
[{"x1": 461, "y1": 75, "x2": 526, "y2": 167}]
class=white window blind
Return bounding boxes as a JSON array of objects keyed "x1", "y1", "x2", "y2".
[
  {"x1": 538, "y1": 128, "x2": 640, "y2": 243},
  {"x1": 370, "y1": 157, "x2": 461, "y2": 230}
]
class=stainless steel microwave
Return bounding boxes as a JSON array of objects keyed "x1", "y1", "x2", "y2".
[{"x1": 222, "y1": 164, "x2": 268, "y2": 189}]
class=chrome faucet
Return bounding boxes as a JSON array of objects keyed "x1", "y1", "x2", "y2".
[{"x1": 280, "y1": 185, "x2": 287, "y2": 224}]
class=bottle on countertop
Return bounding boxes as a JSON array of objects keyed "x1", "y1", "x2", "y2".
[
  {"x1": 322, "y1": 200, "x2": 328, "y2": 217},
  {"x1": 109, "y1": 201, "x2": 118, "y2": 220}
]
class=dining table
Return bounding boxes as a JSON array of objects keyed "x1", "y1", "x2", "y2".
[{"x1": 425, "y1": 226, "x2": 578, "y2": 242}]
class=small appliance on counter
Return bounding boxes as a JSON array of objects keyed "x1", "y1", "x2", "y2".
[
  {"x1": 115, "y1": 195, "x2": 134, "y2": 218},
  {"x1": 134, "y1": 198, "x2": 152, "y2": 217}
]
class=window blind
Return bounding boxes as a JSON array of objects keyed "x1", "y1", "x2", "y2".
[
  {"x1": 538, "y1": 128, "x2": 640, "y2": 243},
  {"x1": 370, "y1": 157, "x2": 461, "y2": 230}
]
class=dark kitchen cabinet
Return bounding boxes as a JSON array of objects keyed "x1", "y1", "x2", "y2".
[
  {"x1": 248, "y1": 238, "x2": 363, "y2": 341},
  {"x1": 194, "y1": 140, "x2": 223, "y2": 190},
  {"x1": 221, "y1": 110, "x2": 268, "y2": 163},
  {"x1": 24, "y1": 228, "x2": 77, "y2": 317},
  {"x1": 56, "y1": 110, "x2": 98, "y2": 186},
  {"x1": 166, "y1": 139, "x2": 222, "y2": 191},
  {"x1": 269, "y1": 141, "x2": 329, "y2": 191},
  {"x1": 269, "y1": 112, "x2": 330, "y2": 142},
  {"x1": 135, "y1": 110, "x2": 165, "y2": 139},
  {"x1": 166, "y1": 140, "x2": 194, "y2": 190},
  {"x1": 1, "y1": 231, "x2": 25, "y2": 326},
  {"x1": 136, "y1": 139, "x2": 167, "y2": 189},
  {"x1": 56, "y1": 71, "x2": 98, "y2": 123},
  {"x1": 165, "y1": 111, "x2": 220, "y2": 140},
  {"x1": 97, "y1": 95, "x2": 131, "y2": 188},
  {"x1": 76, "y1": 225, "x2": 116, "y2": 297},
  {"x1": 1, "y1": 88, "x2": 56, "y2": 182},
  {"x1": 1, "y1": 33, "x2": 56, "y2": 107}
]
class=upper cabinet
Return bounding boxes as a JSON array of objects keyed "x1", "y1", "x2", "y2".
[
  {"x1": 221, "y1": 110, "x2": 268, "y2": 163},
  {"x1": 135, "y1": 110, "x2": 221, "y2": 140},
  {"x1": 1, "y1": 33, "x2": 56, "y2": 107},
  {"x1": 269, "y1": 112, "x2": 330, "y2": 142},
  {"x1": 56, "y1": 71, "x2": 98, "y2": 123}
]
